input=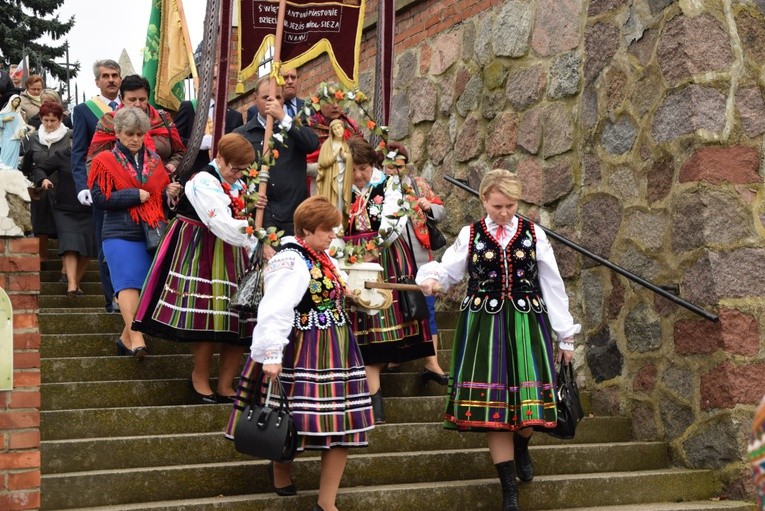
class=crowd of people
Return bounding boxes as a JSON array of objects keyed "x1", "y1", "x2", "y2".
[{"x1": 0, "y1": 58, "x2": 580, "y2": 511}]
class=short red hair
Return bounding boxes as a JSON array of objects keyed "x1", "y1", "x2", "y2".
[{"x1": 38, "y1": 102, "x2": 64, "y2": 120}]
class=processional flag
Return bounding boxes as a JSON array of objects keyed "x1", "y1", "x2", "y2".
[
  {"x1": 238, "y1": 0, "x2": 366, "y2": 87},
  {"x1": 142, "y1": 0, "x2": 196, "y2": 110}
]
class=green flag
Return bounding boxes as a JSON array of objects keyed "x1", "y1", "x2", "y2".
[{"x1": 142, "y1": 0, "x2": 190, "y2": 111}]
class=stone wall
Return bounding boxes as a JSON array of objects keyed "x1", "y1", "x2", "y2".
[
  {"x1": 230, "y1": 0, "x2": 765, "y2": 498},
  {"x1": 0, "y1": 172, "x2": 40, "y2": 510}
]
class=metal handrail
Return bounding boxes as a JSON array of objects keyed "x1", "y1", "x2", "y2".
[{"x1": 443, "y1": 175, "x2": 719, "y2": 323}]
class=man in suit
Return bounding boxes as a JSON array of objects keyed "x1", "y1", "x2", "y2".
[
  {"x1": 71, "y1": 59, "x2": 122, "y2": 312},
  {"x1": 246, "y1": 67, "x2": 304, "y2": 122},
  {"x1": 174, "y1": 99, "x2": 244, "y2": 174},
  {"x1": 235, "y1": 76, "x2": 318, "y2": 247}
]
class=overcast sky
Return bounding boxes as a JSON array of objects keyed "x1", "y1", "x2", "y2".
[{"x1": 43, "y1": 0, "x2": 208, "y2": 102}]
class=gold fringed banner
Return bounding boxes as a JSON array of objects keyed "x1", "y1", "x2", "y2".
[{"x1": 238, "y1": 0, "x2": 366, "y2": 87}]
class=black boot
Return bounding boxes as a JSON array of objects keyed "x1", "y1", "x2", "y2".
[
  {"x1": 370, "y1": 389, "x2": 386, "y2": 424},
  {"x1": 495, "y1": 461, "x2": 521, "y2": 511},
  {"x1": 513, "y1": 432, "x2": 534, "y2": 482}
]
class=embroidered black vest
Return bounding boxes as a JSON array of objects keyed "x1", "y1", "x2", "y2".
[
  {"x1": 280, "y1": 242, "x2": 348, "y2": 331},
  {"x1": 349, "y1": 179, "x2": 387, "y2": 233},
  {"x1": 462, "y1": 218, "x2": 547, "y2": 314}
]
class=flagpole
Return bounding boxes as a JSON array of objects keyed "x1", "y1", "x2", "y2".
[
  {"x1": 254, "y1": 0, "x2": 288, "y2": 229},
  {"x1": 175, "y1": 0, "x2": 199, "y2": 93}
]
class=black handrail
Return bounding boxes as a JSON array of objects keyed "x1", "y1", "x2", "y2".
[{"x1": 443, "y1": 175, "x2": 719, "y2": 323}]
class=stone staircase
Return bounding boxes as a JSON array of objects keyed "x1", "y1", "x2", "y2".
[{"x1": 38, "y1": 241, "x2": 756, "y2": 510}]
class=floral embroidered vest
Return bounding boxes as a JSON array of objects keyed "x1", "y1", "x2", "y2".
[
  {"x1": 281, "y1": 242, "x2": 348, "y2": 331},
  {"x1": 462, "y1": 218, "x2": 547, "y2": 315},
  {"x1": 348, "y1": 179, "x2": 386, "y2": 234}
]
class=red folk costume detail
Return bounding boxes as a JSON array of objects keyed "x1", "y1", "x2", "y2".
[
  {"x1": 405, "y1": 176, "x2": 443, "y2": 250},
  {"x1": 220, "y1": 181, "x2": 247, "y2": 220},
  {"x1": 87, "y1": 147, "x2": 169, "y2": 228}
]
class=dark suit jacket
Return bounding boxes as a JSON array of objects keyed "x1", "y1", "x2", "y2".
[
  {"x1": 246, "y1": 97, "x2": 305, "y2": 123},
  {"x1": 71, "y1": 101, "x2": 105, "y2": 193},
  {"x1": 174, "y1": 100, "x2": 244, "y2": 173},
  {"x1": 233, "y1": 115, "x2": 318, "y2": 235}
]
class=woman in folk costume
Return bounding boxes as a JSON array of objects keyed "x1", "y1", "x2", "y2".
[
  {"x1": 88, "y1": 107, "x2": 182, "y2": 360},
  {"x1": 343, "y1": 137, "x2": 434, "y2": 424},
  {"x1": 748, "y1": 394, "x2": 765, "y2": 509},
  {"x1": 226, "y1": 196, "x2": 373, "y2": 511},
  {"x1": 417, "y1": 169, "x2": 579, "y2": 511},
  {"x1": 316, "y1": 119, "x2": 353, "y2": 225},
  {"x1": 133, "y1": 133, "x2": 262, "y2": 403},
  {"x1": 86, "y1": 74, "x2": 185, "y2": 176},
  {"x1": 381, "y1": 141, "x2": 449, "y2": 385}
]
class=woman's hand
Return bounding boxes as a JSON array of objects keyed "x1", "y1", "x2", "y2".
[
  {"x1": 165, "y1": 163, "x2": 176, "y2": 175},
  {"x1": 556, "y1": 348, "x2": 574, "y2": 366},
  {"x1": 254, "y1": 192, "x2": 268, "y2": 210},
  {"x1": 138, "y1": 189, "x2": 150, "y2": 203},
  {"x1": 419, "y1": 278, "x2": 440, "y2": 296},
  {"x1": 263, "y1": 244, "x2": 276, "y2": 261},
  {"x1": 418, "y1": 197, "x2": 432, "y2": 212},
  {"x1": 166, "y1": 182, "x2": 182, "y2": 198},
  {"x1": 262, "y1": 363, "x2": 282, "y2": 382},
  {"x1": 362, "y1": 252, "x2": 377, "y2": 263},
  {"x1": 41, "y1": 179, "x2": 53, "y2": 190}
]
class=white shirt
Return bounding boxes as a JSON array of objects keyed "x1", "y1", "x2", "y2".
[
  {"x1": 351, "y1": 168, "x2": 408, "y2": 246},
  {"x1": 185, "y1": 172, "x2": 250, "y2": 248},
  {"x1": 416, "y1": 215, "x2": 580, "y2": 347}
]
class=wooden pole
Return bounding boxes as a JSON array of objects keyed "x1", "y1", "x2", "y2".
[{"x1": 254, "y1": 0, "x2": 287, "y2": 230}]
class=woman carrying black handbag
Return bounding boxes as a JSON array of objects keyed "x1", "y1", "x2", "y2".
[
  {"x1": 417, "y1": 170, "x2": 580, "y2": 511},
  {"x1": 227, "y1": 196, "x2": 374, "y2": 511}
]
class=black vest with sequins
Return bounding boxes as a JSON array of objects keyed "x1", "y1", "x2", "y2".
[
  {"x1": 280, "y1": 242, "x2": 348, "y2": 331},
  {"x1": 462, "y1": 218, "x2": 547, "y2": 315}
]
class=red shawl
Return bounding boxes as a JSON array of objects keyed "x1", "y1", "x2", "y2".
[
  {"x1": 408, "y1": 176, "x2": 444, "y2": 251},
  {"x1": 87, "y1": 147, "x2": 169, "y2": 227},
  {"x1": 87, "y1": 104, "x2": 184, "y2": 164}
]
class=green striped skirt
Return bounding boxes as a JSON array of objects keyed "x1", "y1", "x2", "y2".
[{"x1": 444, "y1": 302, "x2": 558, "y2": 432}]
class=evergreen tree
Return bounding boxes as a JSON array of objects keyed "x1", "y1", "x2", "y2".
[{"x1": 0, "y1": 0, "x2": 78, "y2": 82}]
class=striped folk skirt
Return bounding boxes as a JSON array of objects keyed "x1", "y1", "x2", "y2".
[
  {"x1": 345, "y1": 234, "x2": 434, "y2": 364},
  {"x1": 444, "y1": 304, "x2": 558, "y2": 432},
  {"x1": 133, "y1": 216, "x2": 256, "y2": 346},
  {"x1": 226, "y1": 324, "x2": 374, "y2": 450}
]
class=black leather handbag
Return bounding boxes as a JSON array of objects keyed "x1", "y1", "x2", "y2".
[
  {"x1": 234, "y1": 376, "x2": 299, "y2": 462},
  {"x1": 231, "y1": 244, "x2": 265, "y2": 313},
  {"x1": 398, "y1": 276, "x2": 430, "y2": 322},
  {"x1": 142, "y1": 220, "x2": 168, "y2": 252},
  {"x1": 548, "y1": 362, "x2": 584, "y2": 439}
]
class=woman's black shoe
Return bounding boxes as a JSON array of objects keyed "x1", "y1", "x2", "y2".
[
  {"x1": 421, "y1": 368, "x2": 449, "y2": 386},
  {"x1": 188, "y1": 378, "x2": 216, "y2": 404},
  {"x1": 370, "y1": 389, "x2": 386, "y2": 424},
  {"x1": 268, "y1": 461, "x2": 297, "y2": 496},
  {"x1": 310, "y1": 505, "x2": 325, "y2": 511},
  {"x1": 216, "y1": 394, "x2": 237, "y2": 404},
  {"x1": 116, "y1": 338, "x2": 132, "y2": 356},
  {"x1": 514, "y1": 432, "x2": 534, "y2": 482},
  {"x1": 132, "y1": 346, "x2": 149, "y2": 361}
]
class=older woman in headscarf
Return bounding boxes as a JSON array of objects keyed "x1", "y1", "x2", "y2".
[{"x1": 88, "y1": 107, "x2": 182, "y2": 360}]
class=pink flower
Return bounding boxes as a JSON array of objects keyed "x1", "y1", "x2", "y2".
[{"x1": 373, "y1": 195, "x2": 383, "y2": 205}]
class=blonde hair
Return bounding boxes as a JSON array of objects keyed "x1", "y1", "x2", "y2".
[{"x1": 479, "y1": 169, "x2": 523, "y2": 201}]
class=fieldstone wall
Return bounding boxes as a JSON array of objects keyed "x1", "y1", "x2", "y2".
[
  {"x1": 231, "y1": 0, "x2": 765, "y2": 498},
  {"x1": 354, "y1": 0, "x2": 765, "y2": 499}
]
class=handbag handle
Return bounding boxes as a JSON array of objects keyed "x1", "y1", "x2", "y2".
[{"x1": 249, "y1": 374, "x2": 292, "y2": 415}]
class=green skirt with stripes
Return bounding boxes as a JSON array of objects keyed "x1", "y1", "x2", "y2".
[{"x1": 444, "y1": 300, "x2": 558, "y2": 432}]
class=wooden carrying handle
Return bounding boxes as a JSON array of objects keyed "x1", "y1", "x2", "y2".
[{"x1": 364, "y1": 281, "x2": 442, "y2": 293}]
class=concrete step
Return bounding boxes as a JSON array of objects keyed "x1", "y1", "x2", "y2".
[
  {"x1": 40, "y1": 466, "x2": 720, "y2": 511},
  {"x1": 41, "y1": 372, "x2": 450, "y2": 409},
  {"x1": 539, "y1": 502, "x2": 757, "y2": 511},
  {"x1": 41, "y1": 282, "x2": 105, "y2": 296},
  {"x1": 41, "y1": 259, "x2": 99, "y2": 272},
  {"x1": 41, "y1": 270, "x2": 100, "y2": 283},
  {"x1": 39, "y1": 310, "x2": 124, "y2": 334},
  {"x1": 40, "y1": 334, "x2": 190, "y2": 358},
  {"x1": 39, "y1": 294, "x2": 106, "y2": 308},
  {"x1": 41, "y1": 418, "x2": 634, "y2": 473}
]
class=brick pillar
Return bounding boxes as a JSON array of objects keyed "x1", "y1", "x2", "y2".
[{"x1": 0, "y1": 237, "x2": 41, "y2": 511}]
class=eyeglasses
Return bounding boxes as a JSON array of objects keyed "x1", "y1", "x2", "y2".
[{"x1": 230, "y1": 164, "x2": 249, "y2": 172}]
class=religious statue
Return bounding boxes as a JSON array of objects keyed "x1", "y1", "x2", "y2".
[
  {"x1": 316, "y1": 119, "x2": 354, "y2": 225},
  {"x1": 0, "y1": 95, "x2": 29, "y2": 171}
]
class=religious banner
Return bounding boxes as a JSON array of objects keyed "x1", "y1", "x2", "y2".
[{"x1": 238, "y1": 0, "x2": 365, "y2": 86}]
